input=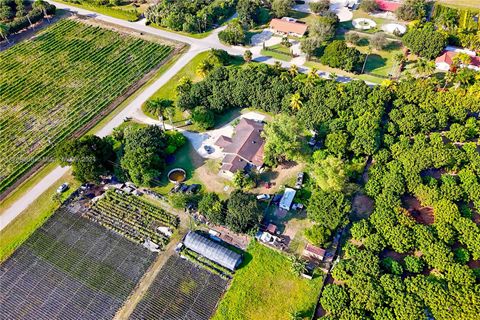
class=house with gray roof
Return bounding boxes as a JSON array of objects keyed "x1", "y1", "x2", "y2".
[{"x1": 214, "y1": 118, "x2": 265, "y2": 179}]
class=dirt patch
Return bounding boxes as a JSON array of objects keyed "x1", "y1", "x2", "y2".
[
  {"x1": 252, "y1": 161, "x2": 304, "y2": 194},
  {"x1": 209, "y1": 225, "x2": 250, "y2": 250},
  {"x1": 468, "y1": 260, "x2": 480, "y2": 269},
  {"x1": 193, "y1": 159, "x2": 231, "y2": 196},
  {"x1": 402, "y1": 195, "x2": 435, "y2": 225},
  {"x1": 381, "y1": 249, "x2": 407, "y2": 262},
  {"x1": 351, "y1": 194, "x2": 374, "y2": 220}
]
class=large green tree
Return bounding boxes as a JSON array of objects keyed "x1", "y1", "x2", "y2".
[{"x1": 225, "y1": 190, "x2": 262, "y2": 233}]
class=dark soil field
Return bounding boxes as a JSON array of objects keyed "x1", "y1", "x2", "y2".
[
  {"x1": 131, "y1": 255, "x2": 228, "y2": 320},
  {"x1": 0, "y1": 207, "x2": 155, "y2": 319}
]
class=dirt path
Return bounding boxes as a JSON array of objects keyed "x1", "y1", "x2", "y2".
[{"x1": 114, "y1": 199, "x2": 189, "y2": 320}]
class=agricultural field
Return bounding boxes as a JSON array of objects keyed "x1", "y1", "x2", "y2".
[
  {"x1": 213, "y1": 241, "x2": 324, "y2": 320},
  {"x1": 131, "y1": 254, "x2": 229, "y2": 320},
  {"x1": 86, "y1": 189, "x2": 179, "y2": 248},
  {"x1": 0, "y1": 18, "x2": 173, "y2": 194},
  {"x1": 0, "y1": 206, "x2": 156, "y2": 319}
]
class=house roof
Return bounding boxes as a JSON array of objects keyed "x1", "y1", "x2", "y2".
[
  {"x1": 304, "y1": 244, "x2": 326, "y2": 258},
  {"x1": 279, "y1": 188, "x2": 296, "y2": 210},
  {"x1": 435, "y1": 51, "x2": 480, "y2": 67},
  {"x1": 184, "y1": 231, "x2": 242, "y2": 271},
  {"x1": 215, "y1": 135, "x2": 232, "y2": 148},
  {"x1": 218, "y1": 118, "x2": 265, "y2": 172},
  {"x1": 266, "y1": 223, "x2": 277, "y2": 234},
  {"x1": 375, "y1": 0, "x2": 401, "y2": 12},
  {"x1": 270, "y1": 18, "x2": 308, "y2": 36},
  {"x1": 221, "y1": 155, "x2": 248, "y2": 173}
]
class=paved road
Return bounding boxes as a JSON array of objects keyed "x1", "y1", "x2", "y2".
[{"x1": 0, "y1": 2, "x2": 373, "y2": 231}]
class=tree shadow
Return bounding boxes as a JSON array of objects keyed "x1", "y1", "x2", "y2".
[
  {"x1": 365, "y1": 54, "x2": 387, "y2": 73},
  {"x1": 357, "y1": 38, "x2": 370, "y2": 47},
  {"x1": 384, "y1": 41, "x2": 402, "y2": 52}
]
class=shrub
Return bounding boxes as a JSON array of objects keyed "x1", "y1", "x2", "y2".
[
  {"x1": 320, "y1": 40, "x2": 364, "y2": 72},
  {"x1": 360, "y1": 0, "x2": 379, "y2": 13},
  {"x1": 370, "y1": 32, "x2": 388, "y2": 50},
  {"x1": 192, "y1": 106, "x2": 215, "y2": 130},
  {"x1": 304, "y1": 224, "x2": 332, "y2": 247},
  {"x1": 404, "y1": 256, "x2": 424, "y2": 273},
  {"x1": 218, "y1": 19, "x2": 245, "y2": 45},
  {"x1": 402, "y1": 23, "x2": 447, "y2": 59},
  {"x1": 345, "y1": 32, "x2": 360, "y2": 45}
]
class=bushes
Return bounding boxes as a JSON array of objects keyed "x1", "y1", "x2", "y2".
[
  {"x1": 218, "y1": 19, "x2": 245, "y2": 45},
  {"x1": 403, "y1": 23, "x2": 447, "y2": 59},
  {"x1": 191, "y1": 106, "x2": 215, "y2": 130},
  {"x1": 145, "y1": 0, "x2": 236, "y2": 34},
  {"x1": 320, "y1": 40, "x2": 364, "y2": 72},
  {"x1": 3, "y1": 2, "x2": 56, "y2": 36}
]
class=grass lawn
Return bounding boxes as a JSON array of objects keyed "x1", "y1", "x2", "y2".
[
  {"x1": 437, "y1": 0, "x2": 480, "y2": 10},
  {"x1": 0, "y1": 170, "x2": 80, "y2": 262},
  {"x1": 212, "y1": 241, "x2": 324, "y2": 320},
  {"x1": 261, "y1": 43, "x2": 293, "y2": 62},
  {"x1": 304, "y1": 60, "x2": 383, "y2": 84},
  {"x1": 53, "y1": 0, "x2": 141, "y2": 21}
]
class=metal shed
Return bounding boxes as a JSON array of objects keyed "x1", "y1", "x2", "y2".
[
  {"x1": 279, "y1": 188, "x2": 296, "y2": 210},
  {"x1": 183, "y1": 231, "x2": 242, "y2": 271}
]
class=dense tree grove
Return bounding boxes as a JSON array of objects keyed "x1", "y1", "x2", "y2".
[
  {"x1": 175, "y1": 61, "x2": 480, "y2": 318},
  {"x1": 320, "y1": 40, "x2": 364, "y2": 72},
  {"x1": 402, "y1": 23, "x2": 447, "y2": 59},
  {"x1": 145, "y1": 0, "x2": 236, "y2": 34},
  {"x1": 0, "y1": 0, "x2": 55, "y2": 37}
]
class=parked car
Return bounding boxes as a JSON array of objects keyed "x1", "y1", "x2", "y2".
[
  {"x1": 295, "y1": 172, "x2": 304, "y2": 189},
  {"x1": 56, "y1": 183, "x2": 69, "y2": 194},
  {"x1": 203, "y1": 145, "x2": 213, "y2": 154},
  {"x1": 179, "y1": 184, "x2": 189, "y2": 193},
  {"x1": 257, "y1": 194, "x2": 271, "y2": 200},
  {"x1": 186, "y1": 184, "x2": 200, "y2": 194}
]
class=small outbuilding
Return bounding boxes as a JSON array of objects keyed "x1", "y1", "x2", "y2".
[
  {"x1": 183, "y1": 231, "x2": 243, "y2": 271},
  {"x1": 303, "y1": 243, "x2": 326, "y2": 261},
  {"x1": 279, "y1": 188, "x2": 296, "y2": 210}
]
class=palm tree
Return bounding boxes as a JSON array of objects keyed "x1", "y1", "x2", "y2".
[
  {"x1": 243, "y1": 49, "x2": 252, "y2": 63},
  {"x1": 414, "y1": 59, "x2": 435, "y2": 78},
  {"x1": 443, "y1": 71, "x2": 455, "y2": 89},
  {"x1": 289, "y1": 255, "x2": 307, "y2": 276},
  {"x1": 0, "y1": 23, "x2": 10, "y2": 43},
  {"x1": 280, "y1": 71, "x2": 290, "y2": 82},
  {"x1": 290, "y1": 92, "x2": 303, "y2": 111},
  {"x1": 288, "y1": 64, "x2": 299, "y2": 77},
  {"x1": 361, "y1": 46, "x2": 372, "y2": 74},
  {"x1": 436, "y1": 10, "x2": 457, "y2": 30},
  {"x1": 196, "y1": 60, "x2": 213, "y2": 78},
  {"x1": 289, "y1": 311, "x2": 303, "y2": 320},
  {"x1": 329, "y1": 72, "x2": 337, "y2": 81},
  {"x1": 273, "y1": 60, "x2": 283, "y2": 73},
  {"x1": 452, "y1": 52, "x2": 472, "y2": 69},
  {"x1": 34, "y1": 0, "x2": 50, "y2": 22},
  {"x1": 307, "y1": 67, "x2": 319, "y2": 79},
  {"x1": 165, "y1": 106, "x2": 176, "y2": 130}
]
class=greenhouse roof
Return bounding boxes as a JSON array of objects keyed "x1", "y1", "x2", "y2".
[{"x1": 184, "y1": 231, "x2": 242, "y2": 271}]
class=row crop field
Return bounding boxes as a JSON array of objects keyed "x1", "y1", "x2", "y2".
[
  {"x1": 0, "y1": 18, "x2": 173, "y2": 194},
  {"x1": 86, "y1": 189, "x2": 179, "y2": 249},
  {"x1": 130, "y1": 255, "x2": 229, "y2": 320},
  {"x1": 0, "y1": 206, "x2": 156, "y2": 319}
]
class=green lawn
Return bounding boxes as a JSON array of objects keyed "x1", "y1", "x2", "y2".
[
  {"x1": 53, "y1": 0, "x2": 141, "y2": 21},
  {"x1": 0, "y1": 170, "x2": 80, "y2": 262},
  {"x1": 261, "y1": 43, "x2": 293, "y2": 62},
  {"x1": 213, "y1": 241, "x2": 324, "y2": 320},
  {"x1": 149, "y1": 23, "x2": 214, "y2": 39}
]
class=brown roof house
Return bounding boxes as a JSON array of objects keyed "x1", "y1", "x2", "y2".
[
  {"x1": 270, "y1": 17, "x2": 308, "y2": 37},
  {"x1": 215, "y1": 118, "x2": 265, "y2": 179}
]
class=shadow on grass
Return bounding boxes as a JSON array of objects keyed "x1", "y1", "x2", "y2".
[
  {"x1": 236, "y1": 250, "x2": 253, "y2": 271},
  {"x1": 365, "y1": 54, "x2": 387, "y2": 72}
]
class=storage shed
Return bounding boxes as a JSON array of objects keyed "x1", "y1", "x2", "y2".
[{"x1": 183, "y1": 231, "x2": 242, "y2": 271}]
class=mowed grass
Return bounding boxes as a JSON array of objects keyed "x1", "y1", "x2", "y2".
[
  {"x1": 53, "y1": 0, "x2": 141, "y2": 21},
  {"x1": 0, "y1": 170, "x2": 80, "y2": 262},
  {"x1": 261, "y1": 44, "x2": 293, "y2": 62},
  {"x1": 0, "y1": 18, "x2": 173, "y2": 194},
  {"x1": 213, "y1": 241, "x2": 324, "y2": 320}
]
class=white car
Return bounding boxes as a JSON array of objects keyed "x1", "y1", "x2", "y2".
[
  {"x1": 256, "y1": 194, "x2": 270, "y2": 200},
  {"x1": 56, "y1": 183, "x2": 69, "y2": 194}
]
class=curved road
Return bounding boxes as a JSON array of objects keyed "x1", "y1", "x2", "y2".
[{"x1": 0, "y1": 1, "x2": 372, "y2": 230}]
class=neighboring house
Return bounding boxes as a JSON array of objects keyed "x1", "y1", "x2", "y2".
[
  {"x1": 215, "y1": 118, "x2": 265, "y2": 179},
  {"x1": 303, "y1": 243, "x2": 326, "y2": 261},
  {"x1": 435, "y1": 51, "x2": 480, "y2": 71},
  {"x1": 183, "y1": 231, "x2": 243, "y2": 271},
  {"x1": 269, "y1": 17, "x2": 308, "y2": 37},
  {"x1": 279, "y1": 188, "x2": 296, "y2": 211},
  {"x1": 375, "y1": 0, "x2": 401, "y2": 12}
]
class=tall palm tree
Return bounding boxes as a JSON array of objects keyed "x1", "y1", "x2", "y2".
[
  {"x1": 165, "y1": 106, "x2": 176, "y2": 130},
  {"x1": 196, "y1": 60, "x2": 213, "y2": 78},
  {"x1": 280, "y1": 71, "x2": 290, "y2": 82},
  {"x1": 0, "y1": 23, "x2": 10, "y2": 43},
  {"x1": 290, "y1": 92, "x2": 303, "y2": 111},
  {"x1": 414, "y1": 59, "x2": 435, "y2": 78},
  {"x1": 329, "y1": 72, "x2": 337, "y2": 81},
  {"x1": 307, "y1": 67, "x2": 319, "y2": 79},
  {"x1": 361, "y1": 46, "x2": 372, "y2": 74},
  {"x1": 288, "y1": 64, "x2": 299, "y2": 77},
  {"x1": 34, "y1": 0, "x2": 50, "y2": 22},
  {"x1": 273, "y1": 61, "x2": 283, "y2": 73}
]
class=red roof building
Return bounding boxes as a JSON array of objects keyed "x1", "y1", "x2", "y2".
[
  {"x1": 435, "y1": 51, "x2": 480, "y2": 71},
  {"x1": 375, "y1": 0, "x2": 401, "y2": 12},
  {"x1": 303, "y1": 244, "x2": 326, "y2": 261},
  {"x1": 270, "y1": 18, "x2": 308, "y2": 36}
]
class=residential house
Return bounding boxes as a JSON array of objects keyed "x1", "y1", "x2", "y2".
[
  {"x1": 270, "y1": 17, "x2": 308, "y2": 37},
  {"x1": 215, "y1": 118, "x2": 265, "y2": 179},
  {"x1": 303, "y1": 243, "x2": 326, "y2": 261},
  {"x1": 375, "y1": 0, "x2": 401, "y2": 12},
  {"x1": 435, "y1": 50, "x2": 480, "y2": 71}
]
